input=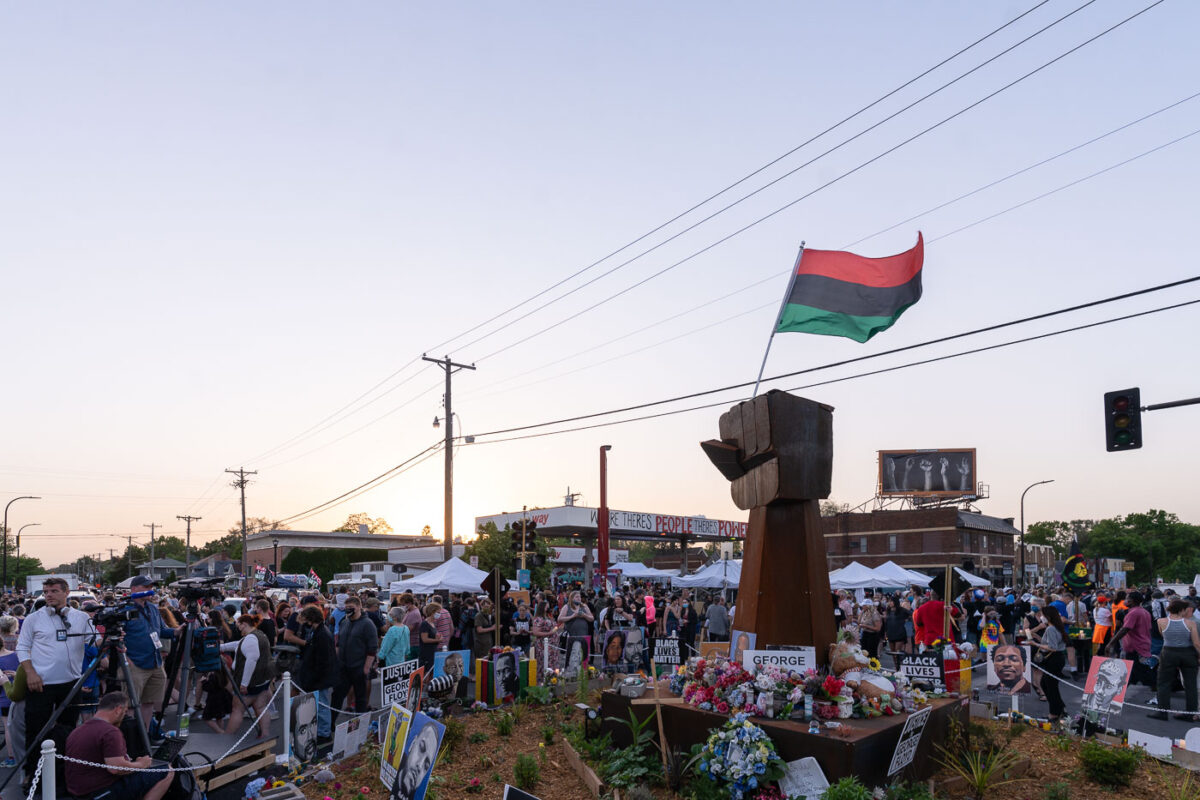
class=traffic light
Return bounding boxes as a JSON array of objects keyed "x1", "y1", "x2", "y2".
[
  {"x1": 524, "y1": 521, "x2": 537, "y2": 546},
  {"x1": 1104, "y1": 388, "x2": 1142, "y2": 451},
  {"x1": 510, "y1": 528, "x2": 523, "y2": 552},
  {"x1": 530, "y1": 554, "x2": 547, "y2": 567}
]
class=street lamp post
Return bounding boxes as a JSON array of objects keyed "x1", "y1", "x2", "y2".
[
  {"x1": 1020, "y1": 479, "x2": 1055, "y2": 589},
  {"x1": 272, "y1": 537, "x2": 280, "y2": 572},
  {"x1": 4, "y1": 496, "x2": 40, "y2": 592},
  {"x1": 16, "y1": 523, "x2": 39, "y2": 568}
]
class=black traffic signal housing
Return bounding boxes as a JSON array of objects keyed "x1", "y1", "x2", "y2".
[
  {"x1": 1104, "y1": 388, "x2": 1142, "y2": 451},
  {"x1": 531, "y1": 553, "x2": 547, "y2": 567},
  {"x1": 523, "y1": 520, "x2": 538, "y2": 546},
  {"x1": 510, "y1": 528, "x2": 523, "y2": 552}
]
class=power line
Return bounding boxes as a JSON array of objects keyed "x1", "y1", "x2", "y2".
[
  {"x1": 469, "y1": 0, "x2": 1166, "y2": 366},
  {"x1": 468, "y1": 297, "x2": 1200, "y2": 445},
  {"x1": 422, "y1": 0, "x2": 1058, "y2": 356},
  {"x1": 222, "y1": 1, "x2": 1061, "y2": 469},
  {"x1": 275, "y1": 442, "x2": 443, "y2": 526},
  {"x1": 469, "y1": 114, "x2": 1200, "y2": 399},
  {"x1": 466, "y1": 273, "x2": 1200, "y2": 439}
]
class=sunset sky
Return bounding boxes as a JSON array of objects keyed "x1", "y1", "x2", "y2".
[{"x1": 2, "y1": 1, "x2": 1198, "y2": 569}]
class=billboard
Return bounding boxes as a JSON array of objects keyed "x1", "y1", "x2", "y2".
[{"x1": 878, "y1": 449, "x2": 976, "y2": 496}]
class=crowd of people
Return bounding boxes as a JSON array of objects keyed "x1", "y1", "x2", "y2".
[{"x1": 833, "y1": 581, "x2": 1200, "y2": 723}]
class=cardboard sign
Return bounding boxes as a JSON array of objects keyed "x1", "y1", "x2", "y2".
[
  {"x1": 1081, "y1": 656, "x2": 1132, "y2": 716},
  {"x1": 332, "y1": 716, "x2": 370, "y2": 761},
  {"x1": 379, "y1": 703, "x2": 413, "y2": 790},
  {"x1": 699, "y1": 641, "x2": 728, "y2": 661},
  {"x1": 291, "y1": 691, "x2": 319, "y2": 763},
  {"x1": 386, "y1": 710, "x2": 445, "y2": 800},
  {"x1": 381, "y1": 659, "x2": 420, "y2": 707},
  {"x1": 887, "y1": 705, "x2": 933, "y2": 776},
  {"x1": 985, "y1": 645, "x2": 1032, "y2": 695},
  {"x1": 653, "y1": 636, "x2": 681, "y2": 667},
  {"x1": 1128, "y1": 728, "x2": 1173, "y2": 758},
  {"x1": 900, "y1": 653, "x2": 945, "y2": 693},
  {"x1": 729, "y1": 630, "x2": 757, "y2": 664},
  {"x1": 741, "y1": 647, "x2": 816, "y2": 673},
  {"x1": 503, "y1": 786, "x2": 541, "y2": 800},
  {"x1": 778, "y1": 756, "x2": 829, "y2": 800}
]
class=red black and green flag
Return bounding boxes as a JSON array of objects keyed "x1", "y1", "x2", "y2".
[
  {"x1": 776, "y1": 233, "x2": 924, "y2": 343},
  {"x1": 1063, "y1": 540, "x2": 1093, "y2": 592}
]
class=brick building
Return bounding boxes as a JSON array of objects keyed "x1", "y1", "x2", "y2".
[{"x1": 822, "y1": 507, "x2": 1022, "y2": 584}]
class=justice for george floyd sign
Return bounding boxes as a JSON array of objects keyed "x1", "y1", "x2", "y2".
[{"x1": 888, "y1": 705, "x2": 932, "y2": 776}]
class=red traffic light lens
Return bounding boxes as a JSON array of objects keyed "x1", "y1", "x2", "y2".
[{"x1": 1112, "y1": 395, "x2": 1130, "y2": 412}]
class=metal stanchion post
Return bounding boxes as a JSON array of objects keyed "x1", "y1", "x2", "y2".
[
  {"x1": 283, "y1": 672, "x2": 293, "y2": 763},
  {"x1": 40, "y1": 740, "x2": 55, "y2": 800}
]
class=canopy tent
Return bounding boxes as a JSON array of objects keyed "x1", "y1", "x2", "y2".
[
  {"x1": 388, "y1": 557, "x2": 489, "y2": 595},
  {"x1": 873, "y1": 560, "x2": 933, "y2": 588},
  {"x1": 612, "y1": 562, "x2": 675, "y2": 579},
  {"x1": 955, "y1": 566, "x2": 990, "y2": 588},
  {"x1": 673, "y1": 559, "x2": 742, "y2": 588},
  {"x1": 828, "y1": 561, "x2": 888, "y2": 590},
  {"x1": 256, "y1": 576, "x2": 305, "y2": 589}
]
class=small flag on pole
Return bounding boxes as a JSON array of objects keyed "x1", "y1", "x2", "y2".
[{"x1": 777, "y1": 233, "x2": 924, "y2": 343}]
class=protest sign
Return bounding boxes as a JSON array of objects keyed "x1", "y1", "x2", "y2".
[
  {"x1": 888, "y1": 705, "x2": 932, "y2": 777},
  {"x1": 653, "y1": 636, "x2": 681, "y2": 667},
  {"x1": 381, "y1": 659, "x2": 420, "y2": 707},
  {"x1": 778, "y1": 756, "x2": 829, "y2": 800},
  {"x1": 741, "y1": 647, "x2": 816, "y2": 674},
  {"x1": 899, "y1": 653, "x2": 945, "y2": 693}
]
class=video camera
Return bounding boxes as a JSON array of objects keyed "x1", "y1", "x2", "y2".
[
  {"x1": 171, "y1": 576, "x2": 225, "y2": 603},
  {"x1": 94, "y1": 604, "x2": 138, "y2": 629}
]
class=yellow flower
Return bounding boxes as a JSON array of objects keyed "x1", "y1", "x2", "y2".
[{"x1": 868, "y1": 658, "x2": 881, "y2": 671}]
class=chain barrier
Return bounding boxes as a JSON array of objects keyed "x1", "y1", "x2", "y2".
[
  {"x1": 50, "y1": 682, "x2": 286, "y2": 775},
  {"x1": 24, "y1": 755, "x2": 42, "y2": 800},
  {"x1": 1031, "y1": 660, "x2": 1187, "y2": 714}
]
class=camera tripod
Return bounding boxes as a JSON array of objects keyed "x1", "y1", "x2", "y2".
[
  {"x1": 0, "y1": 626, "x2": 151, "y2": 794},
  {"x1": 156, "y1": 602, "x2": 252, "y2": 731}
]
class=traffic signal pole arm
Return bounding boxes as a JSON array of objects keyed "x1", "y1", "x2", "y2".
[{"x1": 1143, "y1": 396, "x2": 1200, "y2": 412}]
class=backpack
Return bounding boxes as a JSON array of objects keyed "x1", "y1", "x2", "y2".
[
  {"x1": 165, "y1": 753, "x2": 211, "y2": 800},
  {"x1": 191, "y1": 627, "x2": 222, "y2": 673}
]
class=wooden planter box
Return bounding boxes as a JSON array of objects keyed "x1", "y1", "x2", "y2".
[{"x1": 562, "y1": 739, "x2": 606, "y2": 799}]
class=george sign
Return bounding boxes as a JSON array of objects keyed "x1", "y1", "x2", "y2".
[
  {"x1": 741, "y1": 648, "x2": 817, "y2": 674},
  {"x1": 899, "y1": 653, "x2": 944, "y2": 693},
  {"x1": 878, "y1": 448, "x2": 976, "y2": 497},
  {"x1": 778, "y1": 756, "x2": 829, "y2": 800},
  {"x1": 653, "y1": 636, "x2": 681, "y2": 667},
  {"x1": 469, "y1": 556, "x2": 479, "y2": 569},
  {"x1": 381, "y1": 659, "x2": 420, "y2": 707},
  {"x1": 887, "y1": 705, "x2": 933, "y2": 776}
]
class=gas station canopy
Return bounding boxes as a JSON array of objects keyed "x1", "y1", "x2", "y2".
[{"x1": 475, "y1": 505, "x2": 747, "y2": 543}]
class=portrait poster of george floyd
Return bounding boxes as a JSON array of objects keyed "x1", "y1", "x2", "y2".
[{"x1": 985, "y1": 644, "x2": 1032, "y2": 695}]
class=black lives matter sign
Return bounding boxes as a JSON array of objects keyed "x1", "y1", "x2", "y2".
[
  {"x1": 899, "y1": 653, "x2": 944, "y2": 693},
  {"x1": 653, "y1": 637, "x2": 681, "y2": 666}
]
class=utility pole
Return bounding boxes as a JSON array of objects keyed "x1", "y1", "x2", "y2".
[
  {"x1": 177, "y1": 515, "x2": 202, "y2": 576},
  {"x1": 143, "y1": 523, "x2": 160, "y2": 577},
  {"x1": 226, "y1": 468, "x2": 257, "y2": 590},
  {"x1": 127, "y1": 536, "x2": 133, "y2": 579},
  {"x1": 520, "y1": 504, "x2": 528, "y2": 572},
  {"x1": 422, "y1": 354, "x2": 476, "y2": 562}
]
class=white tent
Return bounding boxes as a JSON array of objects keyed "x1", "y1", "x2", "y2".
[
  {"x1": 674, "y1": 559, "x2": 742, "y2": 588},
  {"x1": 612, "y1": 562, "x2": 675, "y2": 579},
  {"x1": 874, "y1": 560, "x2": 933, "y2": 588},
  {"x1": 388, "y1": 557, "x2": 489, "y2": 595},
  {"x1": 955, "y1": 567, "x2": 990, "y2": 588},
  {"x1": 828, "y1": 561, "x2": 887, "y2": 590}
]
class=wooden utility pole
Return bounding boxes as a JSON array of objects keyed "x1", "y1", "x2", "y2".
[
  {"x1": 143, "y1": 523, "x2": 160, "y2": 574},
  {"x1": 226, "y1": 468, "x2": 257, "y2": 589},
  {"x1": 177, "y1": 515, "x2": 202, "y2": 575},
  {"x1": 422, "y1": 354, "x2": 476, "y2": 561}
]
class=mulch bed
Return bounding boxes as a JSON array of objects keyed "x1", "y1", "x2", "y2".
[{"x1": 296, "y1": 700, "x2": 1198, "y2": 800}]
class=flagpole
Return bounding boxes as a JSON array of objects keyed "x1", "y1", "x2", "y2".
[{"x1": 752, "y1": 242, "x2": 805, "y2": 398}]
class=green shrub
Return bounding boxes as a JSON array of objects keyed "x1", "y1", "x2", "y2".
[
  {"x1": 468, "y1": 731, "x2": 489, "y2": 744},
  {"x1": 520, "y1": 685, "x2": 553, "y2": 705},
  {"x1": 935, "y1": 743, "x2": 1026, "y2": 800},
  {"x1": 1042, "y1": 781, "x2": 1070, "y2": 800},
  {"x1": 1050, "y1": 736, "x2": 1072, "y2": 752},
  {"x1": 1078, "y1": 741, "x2": 1141, "y2": 788},
  {"x1": 540, "y1": 725, "x2": 556, "y2": 746},
  {"x1": 604, "y1": 746, "x2": 658, "y2": 789},
  {"x1": 493, "y1": 711, "x2": 515, "y2": 737},
  {"x1": 513, "y1": 753, "x2": 541, "y2": 790},
  {"x1": 821, "y1": 777, "x2": 873, "y2": 800},
  {"x1": 883, "y1": 780, "x2": 935, "y2": 800},
  {"x1": 441, "y1": 716, "x2": 466, "y2": 753}
]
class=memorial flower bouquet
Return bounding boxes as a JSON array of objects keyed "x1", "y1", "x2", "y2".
[{"x1": 693, "y1": 714, "x2": 786, "y2": 800}]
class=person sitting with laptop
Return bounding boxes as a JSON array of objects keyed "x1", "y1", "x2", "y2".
[{"x1": 64, "y1": 691, "x2": 174, "y2": 800}]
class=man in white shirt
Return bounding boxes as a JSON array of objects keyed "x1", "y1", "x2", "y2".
[{"x1": 17, "y1": 577, "x2": 95, "y2": 784}]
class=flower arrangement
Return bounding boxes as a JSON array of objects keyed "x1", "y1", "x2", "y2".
[
  {"x1": 693, "y1": 713, "x2": 786, "y2": 800},
  {"x1": 470, "y1": 701, "x2": 489, "y2": 712}
]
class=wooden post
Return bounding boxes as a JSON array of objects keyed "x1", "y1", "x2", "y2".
[{"x1": 650, "y1": 658, "x2": 669, "y2": 773}]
